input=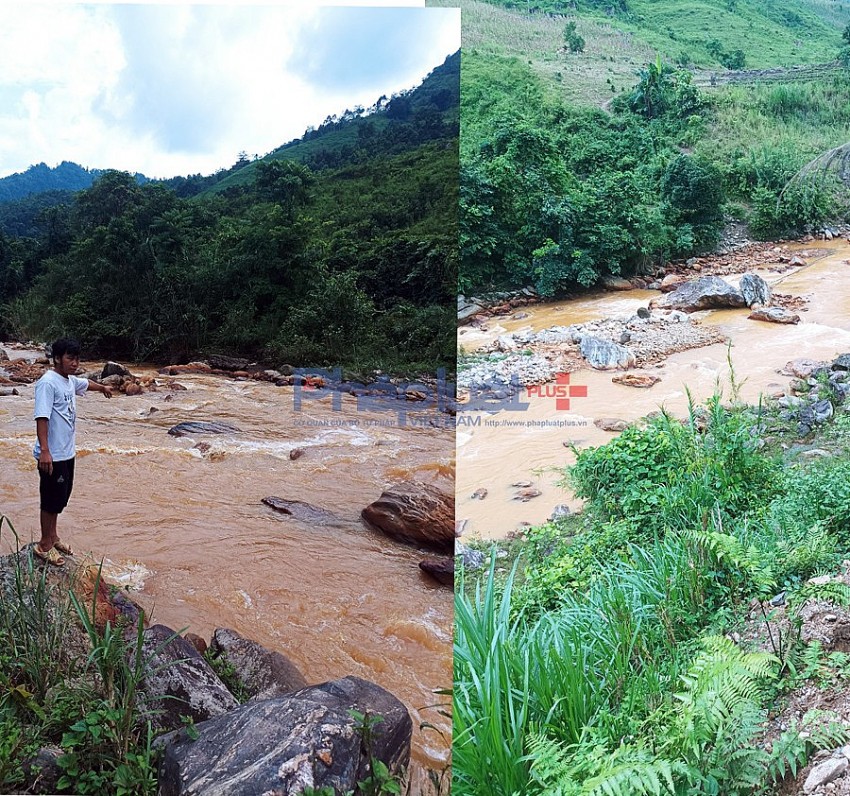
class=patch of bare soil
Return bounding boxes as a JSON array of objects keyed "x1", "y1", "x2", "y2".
[{"x1": 738, "y1": 567, "x2": 850, "y2": 794}]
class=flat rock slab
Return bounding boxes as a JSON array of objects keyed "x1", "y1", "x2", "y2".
[
  {"x1": 210, "y1": 628, "x2": 307, "y2": 700},
  {"x1": 158, "y1": 676, "x2": 411, "y2": 796},
  {"x1": 361, "y1": 482, "x2": 454, "y2": 553},
  {"x1": 168, "y1": 422, "x2": 242, "y2": 437},
  {"x1": 748, "y1": 306, "x2": 800, "y2": 324},
  {"x1": 262, "y1": 497, "x2": 343, "y2": 526}
]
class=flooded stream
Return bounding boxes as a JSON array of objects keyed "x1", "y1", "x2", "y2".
[
  {"x1": 0, "y1": 359, "x2": 453, "y2": 789},
  {"x1": 458, "y1": 243, "x2": 850, "y2": 539}
]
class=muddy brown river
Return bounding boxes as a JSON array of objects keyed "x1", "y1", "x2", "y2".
[
  {"x1": 458, "y1": 243, "x2": 850, "y2": 539},
  {"x1": 0, "y1": 360, "x2": 453, "y2": 790}
]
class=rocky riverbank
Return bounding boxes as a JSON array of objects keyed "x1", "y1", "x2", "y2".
[{"x1": 0, "y1": 547, "x2": 415, "y2": 795}]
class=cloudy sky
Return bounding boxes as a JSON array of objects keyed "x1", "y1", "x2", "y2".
[{"x1": 0, "y1": 2, "x2": 459, "y2": 179}]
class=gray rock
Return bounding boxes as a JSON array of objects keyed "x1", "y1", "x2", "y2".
[
  {"x1": 262, "y1": 497, "x2": 344, "y2": 527},
  {"x1": 636, "y1": 307, "x2": 651, "y2": 319},
  {"x1": 25, "y1": 745, "x2": 64, "y2": 794},
  {"x1": 803, "y1": 756, "x2": 848, "y2": 792},
  {"x1": 579, "y1": 336, "x2": 636, "y2": 370},
  {"x1": 739, "y1": 273, "x2": 772, "y2": 307},
  {"x1": 101, "y1": 361, "x2": 130, "y2": 379},
  {"x1": 456, "y1": 542, "x2": 485, "y2": 571},
  {"x1": 210, "y1": 628, "x2": 307, "y2": 701},
  {"x1": 133, "y1": 624, "x2": 238, "y2": 734},
  {"x1": 550, "y1": 505, "x2": 571, "y2": 520},
  {"x1": 813, "y1": 399, "x2": 835, "y2": 424},
  {"x1": 168, "y1": 422, "x2": 242, "y2": 437},
  {"x1": 833, "y1": 353, "x2": 850, "y2": 371},
  {"x1": 659, "y1": 276, "x2": 747, "y2": 312},
  {"x1": 158, "y1": 676, "x2": 411, "y2": 796},
  {"x1": 748, "y1": 306, "x2": 800, "y2": 324},
  {"x1": 594, "y1": 418, "x2": 630, "y2": 432}
]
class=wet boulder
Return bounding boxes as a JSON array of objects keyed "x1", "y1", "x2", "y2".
[
  {"x1": 101, "y1": 361, "x2": 130, "y2": 379},
  {"x1": 658, "y1": 276, "x2": 746, "y2": 312},
  {"x1": 595, "y1": 418, "x2": 630, "y2": 432},
  {"x1": 157, "y1": 676, "x2": 411, "y2": 796},
  {"x1": 601, "y1": 275, "x2": 632, "y2": 291},
  {"x1": 361, "y1": 482, "x2": 454, "y2": 553},
  {"x1": 168, "y1": 422, "x2": 242, "y2": 436},
  {"x1": 133, "y1": 624, "x2": 238, "y2": 733},
  {"x1": 262, "y1": 497, "x2": 343, "y2": 526},
  {"x1": 418, "y1": 557, "x2": 454, "y2": 586},
  {"x1": 209, "y1": 628, "x2": 307, "y2": 700},
  {"x1": 739, "y1": 273, "x2": 772, "y2": 307}
]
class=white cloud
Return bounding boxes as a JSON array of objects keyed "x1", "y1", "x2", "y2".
[{"x1": 0, "y1": 1, "x2": 456, "y2": 180}]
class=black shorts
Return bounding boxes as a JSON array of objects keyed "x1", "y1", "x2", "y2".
[{"x1": 38, "y1": 458, "x2": 75, "y2": 514}]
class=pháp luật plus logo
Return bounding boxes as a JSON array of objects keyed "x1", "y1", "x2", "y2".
[{"x1": 526, "y1": 373, "x2": 588, "y2": 410}]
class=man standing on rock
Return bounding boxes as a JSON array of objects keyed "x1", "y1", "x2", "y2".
[{"x1": 33, "y1": 338, "x2": 112, "y2": 566}]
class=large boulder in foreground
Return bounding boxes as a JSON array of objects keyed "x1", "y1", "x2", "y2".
[
  {"x1": 133, "y1": 624, "x2": 238, "y2": 733},
  {"x1": 658, "y1": 276, "x2": 747, "y2": 312},
  {"x1": 361, "y1": 482, "x2": 454, "y2": 552},
  {"x1": 748, "y1": 306, "x2": 800, "y2": 324},
  {"x1": 158, "y1": 676, "x2": 411, "y2": 796},
  {"x1": 209, "y1": 628, "x2": 307, "y2": 700}
]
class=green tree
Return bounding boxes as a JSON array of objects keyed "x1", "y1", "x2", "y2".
[{"x1": 563, "y1": 21, "x2": 585, "y2": 53}]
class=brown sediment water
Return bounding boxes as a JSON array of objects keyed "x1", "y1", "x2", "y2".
[
  {"x1": 458, "y1": 243, "x2": 850, "y2": 540},
  {"x1": 0, "y1": 364, "x2": 453, "y2": 788}
]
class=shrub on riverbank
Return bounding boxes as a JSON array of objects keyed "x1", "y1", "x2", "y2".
[{"x1": 454, "y1": 390, "x2": 850, "y2": 795}]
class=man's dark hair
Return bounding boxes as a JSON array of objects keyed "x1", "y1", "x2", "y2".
[{"x1": 51, "y1": 338, "x2": 81, "y2": 362}]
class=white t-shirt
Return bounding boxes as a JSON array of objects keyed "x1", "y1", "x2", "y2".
[{"x1": 33, "y1": 370, "x2": 89, "y2": 461}]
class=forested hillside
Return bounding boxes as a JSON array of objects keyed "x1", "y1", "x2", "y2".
[
  {"x1": 0, "y1": 52, "x2": 459, "y2": 377},
  {"x1": 442, "y1": 0, "x2": 850, "y2": 295}
]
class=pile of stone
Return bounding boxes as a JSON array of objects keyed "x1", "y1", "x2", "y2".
[{"x1": 776, "y1": 355, "x2": 850, "y2": 436}]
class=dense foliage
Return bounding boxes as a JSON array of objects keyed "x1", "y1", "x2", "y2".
[
  {"x1": 0, "y1": 53, "x2": 459, "y2": 377},
  {"x1": 455, "y1": 396, "x2": 850, "y2": 795},
  {"x1": 457, "y1": 0, "x2": 850, "y2": 296}
]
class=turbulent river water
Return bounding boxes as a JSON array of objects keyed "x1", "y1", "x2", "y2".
[
  {"x1": 0, "y1": 357, "x2": 453, "y2": 789},
  {"x1": 458, "y1": 242, "x2": 850, "y2": 540}
]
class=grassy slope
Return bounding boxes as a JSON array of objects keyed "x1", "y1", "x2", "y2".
[{"x1": 430, "y1": 0, "x2": 848, "y2": 107}]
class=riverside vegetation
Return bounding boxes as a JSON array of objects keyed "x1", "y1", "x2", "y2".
[
  {"x1": 0, "y1": 52, "x2": 458, "y2": 378},
  {"x1": 446, "y1": 0, "x2": 850, "y2": 297},
  {"x1": 454, "y1": 364, "x2": 850, "y2": 795}
]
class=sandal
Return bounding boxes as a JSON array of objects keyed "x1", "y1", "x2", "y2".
[
  {"x1": 34, "y1": 545, "x2": 65, "y2": 567},
  {"x1": 54, "y1": 539, "x2": 74, "y2": 556}
]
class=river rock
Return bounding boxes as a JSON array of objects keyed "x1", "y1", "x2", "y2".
[
  {"x1": 611, "y1": 373, "x2": 661, "y2": 388},
  {"x1": 579, "y1": 336, "x2": 636, "y2": 370},
  {"x1": 471, "y1": 488, "x2": 488, "y2": 500},
  {"x1": 595, "y1": 418, "x2": 630, "y2": 432},
  {"x1": 210, "y1": 628, "x2": 307, "y2": 700},
  {"x1": 289, "y1": 448, "x2": 305, "y2": 460},
  {"x1": 361, "y1": 482, "x2": 453, "y2": 553},
  {"x1": 456, "y1": 541, "x2": 485, "y2": 570},
  {"x1": 513, "y1": 488, "x2": 542, "y2": 501},
  {"x1": 168, "y1": 421, "x2": 241, "y2": 436},
  {"x1": 24, "y1": 745, "x2": 63, "y2": 794},
  {"x1": 748, "y1": 306, "x2": 800, "y2": 324},
  {"x1": 0, "y1": 388, "x2": 19, "y2": 396},
  {"x1": 739, "y1": 273, "x2": 771, "y2": 307},
  {"x1": 550, "y1": 505, "x2": 571, "y2": 520},
  {"x1": 419, "y1": 557, "x2": 454, "y2": 586},
  {"x1": 101, "y1": 361, "x2": 130, "y2": 379},
  {"x1": 803, "y1": 757, "x2": 848, "y2": 793},
  {"x1": 207, "y1": 355, "x2": 252, "y2": 372},
  {"x1": 813, "y1": 399, "x2": 835, "y2": 424},
  {"x1": 601, "y1": 275, "x2": 632, "y2": 291},
  {"x1": 660, "y1": 274, "x2": 686, "y2": 292},
  {"x1": 832, "y1": 354, "x2": 850, "y2": 371},
  {"x1": 658, "y1": 276, "x2": 746, "y2": 311},
  {"x1": 133, "y1": 624, "x2": 238, "y2": 733},
  {"x1": 790, "y1": 255, "x2": 807, "y2": 267},
  {"x1": 157, "y1": 676, "x2": 411, "y2": 796},
  {"x1": 785, "y1": 358, "x2": 821, "y2": 379},
  {"x1": 262, "y1": 497, "x2": 342, "y2": 526}
]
